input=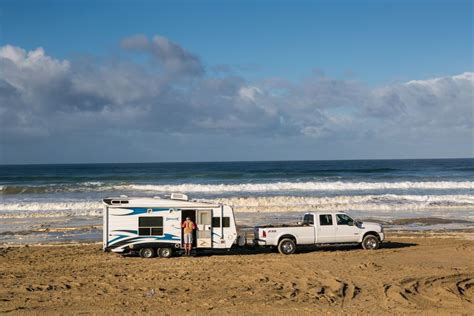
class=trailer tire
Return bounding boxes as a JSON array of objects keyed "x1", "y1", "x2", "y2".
[
  {"x1": 362, "y1": 234, "x2": 380, "y2": 250},
  {"x1": 158, "y1": 247, "x2": 173, "y2": 258},
  {"x1": 139, "y1": 247, "x2": 156, "y2": 258},
  {"x1": 278, "y1": 238, "x2": 296, "y2": 255}
]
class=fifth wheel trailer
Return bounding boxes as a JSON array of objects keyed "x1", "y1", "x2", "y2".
[{"x1": 102, "y1": 193, "x2": 238, "y2": 258}]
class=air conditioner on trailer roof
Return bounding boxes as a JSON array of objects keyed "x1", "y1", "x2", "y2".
[{"x1": 170, "y1": 193, "x2": 189, "y2": 201}]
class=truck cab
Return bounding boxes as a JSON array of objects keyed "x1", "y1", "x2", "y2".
[{"x1": 254, "y1": 212, "x2": 384, "y2": 254}]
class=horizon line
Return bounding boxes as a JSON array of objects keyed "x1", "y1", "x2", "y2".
[{"x1": 1, "y1": 157, "x2": 472, "y2": 167}]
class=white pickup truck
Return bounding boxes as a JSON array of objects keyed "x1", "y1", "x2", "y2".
[{"x1": 254, "y1": 212, "x2": 384, "y2": 254}]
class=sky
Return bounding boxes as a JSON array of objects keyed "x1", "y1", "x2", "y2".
[{"x1": 0, "y1": 0, "x2": 473, "y2": 164}]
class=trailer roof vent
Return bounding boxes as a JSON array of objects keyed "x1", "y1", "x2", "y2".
[{"x1": 170, "y1": 193, "x2": 189, "y2": 201}]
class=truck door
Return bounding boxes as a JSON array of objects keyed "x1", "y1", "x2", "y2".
[
  {"x1": 316, "y1": 214, "x2": 336, "y2": 243},
  {"x1": 335, "y1": 213, "x2": 361, "y2": 242},
  {"x1": 299, "y1": 214, "x2": 316, "y2": 244},
  {"x1": 196, "y1": 209, "x2": 212, "y2": 248}
]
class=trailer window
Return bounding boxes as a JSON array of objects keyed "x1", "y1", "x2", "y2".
[
  {"x1": 138, "y1": 217, "x2": 163, "y2": 236},
  {"x1": 319, "y1": 214, "x2": 333, "y2": 226},
  {"x1": 212, "y1": 217, "x2": 221, "y2": 227},
  {"x1": 222, "y1": 217, "x2": 230, "y2": 227}
]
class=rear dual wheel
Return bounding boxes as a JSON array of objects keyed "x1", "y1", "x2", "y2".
[{"x1": 278, "y1": 238, "x2": 296, "y2": 255}]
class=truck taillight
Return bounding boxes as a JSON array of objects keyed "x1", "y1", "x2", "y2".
[{"x1": 262, "y1": 230, "x2": 266, "y2": 238}]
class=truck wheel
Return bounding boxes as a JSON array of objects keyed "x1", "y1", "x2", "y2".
[
  {"x1": 362, "y1": 235, "x2": 380, "y2": 250},
  {"x1": 278, "y1": 238, "x2": 296, "y2": 255},
  {"x1": 139, "y1": 247, "x2": 156, "y2": 258},
  {"x1": 158, "y1": 247, "x2": 173, "y2": 258}
]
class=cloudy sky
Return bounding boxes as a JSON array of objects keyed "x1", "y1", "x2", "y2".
[{"x1": 0, "y1": 0, "x2": 472, "y2": 164}]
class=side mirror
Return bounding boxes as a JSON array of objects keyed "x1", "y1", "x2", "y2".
[{"x1": 348, "y1": 221, "x2": 354, "y2": 226}]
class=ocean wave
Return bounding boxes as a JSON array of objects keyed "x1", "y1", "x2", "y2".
[
  {"x1": 120, "y1": 181, "x2": 474, "y2": 193},
  {"x1": 0, "y1": 201, "x2": 103, "y2": 218},
  {"x1": 2, "y1": 180, "x2": 471, "y2": 195},
  {"x1": 213, "y1": 194, "x2": 474, "y2": 213},
  {"x1": 1, "y1": 194, "x2": 473, "y2": 218},
  {"x1": 0, "y1": 182, "x2": 105, "y2": 194}
]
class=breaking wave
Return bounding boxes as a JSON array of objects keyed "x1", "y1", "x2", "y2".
[
  {"x1": 1, "y1": 194, "x2": 473, "y2": 218},
  {"x1": 0, "y1": 182, "x2": 105, "y2": 194},
  {"x1": 1, "y1": 180, "x2": 472, "y2": 195},
  {"x1": 122, "y1": 181, "x2": 473, "y2": 193}
]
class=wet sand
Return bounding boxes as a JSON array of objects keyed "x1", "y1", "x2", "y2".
[{"x1": 1, "y1": 232, "x2": 473, "y2": 315}]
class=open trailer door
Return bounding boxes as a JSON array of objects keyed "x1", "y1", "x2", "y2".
[{"x1": 196, "y1": 209, "x2": 212, "y2": 248}]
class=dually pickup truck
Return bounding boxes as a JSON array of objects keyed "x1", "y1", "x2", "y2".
[{"x1": 254, "y1": 212, "x2": 384, "y2": 254}]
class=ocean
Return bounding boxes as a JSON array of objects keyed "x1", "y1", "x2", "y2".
[{"x1": 1, "y1": 159, "x2": 473, "y2": 243}]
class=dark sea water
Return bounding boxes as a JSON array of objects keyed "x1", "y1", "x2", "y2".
[{"x1": 1, "y1": 159, "x2": 473, "y2": 243}]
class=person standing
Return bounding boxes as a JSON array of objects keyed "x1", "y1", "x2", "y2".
[{"x1": 182, "y1": 217, "x2": 196, "y2": 256}]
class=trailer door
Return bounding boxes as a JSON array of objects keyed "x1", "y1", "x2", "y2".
[{"x1": 196, "y1": 209, "x2": 212, "y2": 248}]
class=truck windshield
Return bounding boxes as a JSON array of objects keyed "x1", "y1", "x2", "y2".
[{"x1": 302, "y1": 214, "x2": 314, "y2": 225}]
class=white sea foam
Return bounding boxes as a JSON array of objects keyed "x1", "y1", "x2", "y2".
[
  {"x1": 119, "y1": 181, "x2": 474, "y2": 193},
  {"x1": 1, "y1": 194, "x2": 473, "y2": 219},
  {"x1": 1, "y1": 180, "x2": 472, "y2": 195},
  {"x1": 0, "y1": 201, "x2": 103, "y2": 218},
  {"x1": 214, "y1": 194, "x2": 474, "y2": 213}
]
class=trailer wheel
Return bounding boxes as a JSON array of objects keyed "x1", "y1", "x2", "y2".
[
  {"x1": 139, "y1": 247, "x2": 156, "y2": 258},
  {"x1": 158, "y1": 247, "x2": 173, "y2": 258},
  {"x1": 362, "y1": 234, "x2": 380, "y2": 250},
  {"x1": 278, "y1": 238, "x2": 296, "y2": 255}
]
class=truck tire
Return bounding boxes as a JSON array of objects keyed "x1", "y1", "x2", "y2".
[
  {"x1": 139, "y1": 247, "x2": 156, "y2": 258},
  {"x1": 278, "y1": 238, "x2": 296, "y2": 255},
  {"x1": 362, "y1": 234, "x2": 380, "y2": 250},
  {"x1": 158, "y1": 247, "x2": 173, "y2": 258}
]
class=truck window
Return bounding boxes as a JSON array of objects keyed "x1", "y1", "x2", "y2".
[
  {"x1": 319, "y1": 214, "x2": 333, "y2": 226},
  {"x1": 303, "y1": 214, "x2": 314, "y2": 225},
  {"x1": 336, "y1": 214, "x2": 354, "y2": 226},
  {"x1": 138, "y1": 217, "x2": 163, "y2": 236}
]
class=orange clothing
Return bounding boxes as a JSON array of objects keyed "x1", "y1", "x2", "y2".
[{"x1": 182, "y1": 220, "x2": 196, "y2": 234}]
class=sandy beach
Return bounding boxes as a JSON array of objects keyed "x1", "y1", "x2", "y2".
[{"x1": 1, "y1": 231, "x2": 473, "y2": 315}]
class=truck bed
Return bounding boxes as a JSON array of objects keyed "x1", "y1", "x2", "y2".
[{"x1": 255, "y1": 223, "x2": 307, "y2": 228}]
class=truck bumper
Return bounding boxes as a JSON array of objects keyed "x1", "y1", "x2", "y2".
[
  {"x1": 254, "y1": 239, "x2": 267, "y2": 246},
  {"x1": 379, "y1": 232, "x2": 385, "y2": 242}
]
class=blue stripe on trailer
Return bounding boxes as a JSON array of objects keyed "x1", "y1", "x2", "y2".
[
  {"x1": 111, "y1": 229, "x2": 138, "y2": 234},
  {"x1": 113, "y1": 207, "x2": 170, "y2": 216},
  {"x1": 108, "y1": 234, "x2": 130, "y2": 244},
  {"x1": 109, "y1": 233, "x2": 180, "y2": 246}
]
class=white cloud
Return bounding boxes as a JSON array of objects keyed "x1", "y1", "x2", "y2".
[
  {"x1": 239, "y1": 86, "x2": 262, "y2": 102},
  {"x1": 0, "y1": 39, "x2": 472, "y2": 163},
  {"x1": 121, "y1": 34, "x2": 204, "y2": 76}
]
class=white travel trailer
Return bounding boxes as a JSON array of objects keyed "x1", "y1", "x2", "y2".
[{"x1": 102, "y1": 193, "x2": 238, "y2": 258}]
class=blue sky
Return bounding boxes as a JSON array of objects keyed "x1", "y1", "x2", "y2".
[
  {"x1": 0, "y1": 0, "x2": 472, "y2": 163},
  {"x1": 2, "y1": 0, "x2": 472, "y2": 84}
]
